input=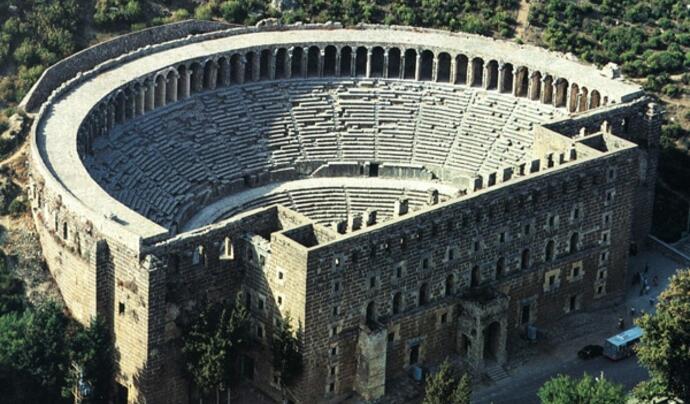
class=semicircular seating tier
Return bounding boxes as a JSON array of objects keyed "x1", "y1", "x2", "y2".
[{"x1": 85, "y1": 78, "x2": 564, "y2": 229}]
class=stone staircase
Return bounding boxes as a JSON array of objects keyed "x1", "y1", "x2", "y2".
[{"x1": 485, "y1": 363, "x2": 510, "y2": 383}]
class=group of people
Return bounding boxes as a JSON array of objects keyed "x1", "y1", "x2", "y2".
[{"x1": 622, "y1": 263, "x2": 660, "y2": 329}]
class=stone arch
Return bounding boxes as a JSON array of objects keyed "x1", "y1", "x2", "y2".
[
  {"x1": 471, "y1": 57, "x2": 484, "y2": 87},
  {"x1": 521, "y1": 248, "x2": 530, "y2": 270},
  {"x1": 217, "y1": 57, "x2": 230, "y2": 86},
  {"x1": 570, "y1": 232, "x2": 579, "y2": 253},
  {"x1": 418, "y1": 283, "x2": 429, "y2": 306},
  {"x1": 244, "y1": 51, "x2": 256, "y2": 82},
  {"x1": 190, "y1": 62, "x2": 203, "y2": 92},
  {"x1": 486, "y1": 60, "x2": 499, "y2": 90},
  {"x1": 529, "y1": 71, "x2": 542, "y2": 101},
  {"x1": 420, "y1": 49, "x2": 434, "y2": 81},
  {"x1": 496, "y1": 257, "x2": 505, "y2": 278},
  {"x1": 554, "y1": 78, "x2": 568, "y2": 108},
  {"x1": 445, "y1": 273, "x2": 454, "y2": 296},
  {"x1": 578, "y1": 87, "x2": 588, "y2": 112},
  {"x1": 340, "y1": 46, "x2": 352, "y2": 76},
  {"x1": 230, "y1": 54, "x2": 242, "y2": 84},
  {"x1": 484, "y1": 321, "x2": 501, "y2": 360},
  {"x1": 437, "y1": 52, "x2": 451, "y2": 82},
  {"x1": 355, "y1": 46, "x2": 368, "y2": 77},
  {"x1": 259, "y1": 48, "x2": 272, "y2": 80},
  {"x1": 165, "y1": 70, "x2": 177, "y2": 104},
  {"x1": 500, "y1": 63, "x2": 514, "y2": 93},
  {"x1": 403, "y1": 49, "x2": 417, "y2": 79},
  {"x1": 471, "y1": 265, "x2": 481, "y2": 287},
  {"x1": 590, "y1": 90, "x2": 601, "y2": 109},
  {"x1": 323, "y1": 45, "x2": 337, "y2": 76},
  {"x1": 392, "y1": 292, "x2": 402, "y2": 315},
  {"x1": 569, "y1": 82, "x2": 579, "y2": 112},
  {"x1": 307, "y1": 46, "x2": 320, "y2": 77},
  {"x1": 154, "y1": 75, "x2": 166, "y2": 108},
  {"x1": 455, "y1": 54, "x2": 468, "y2": 84},
  {"x1": 388, "y1": 47, "x2": 401, "y2": 78},
  {"x1": 275, "y1": 48, "x2": 287, "y2": 79},
  {"x1": 370, "y1": 46, "x2": 385, "y2": 78},
  {"x1": 290, "y1": 47, "x2": 304, "y2": 78},
  {"x1": 203, "y1": 60, "x2": 217, "y2": 90},
  {"x1": 545, "y1": 239, "x2": 555, "y2": 262},
  {"x1": 515, "y1": 66, "x2": 529, "y2": 97}
]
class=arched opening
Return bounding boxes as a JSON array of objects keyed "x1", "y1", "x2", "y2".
[
  {"x1": 366, "y1": 301, "x2": 377, "y2": 326},
  {"x1": 177, "y1": 65, "x2": 188, "y2": 99},
  {"x1": 530, "y1": 71, "x2": 542, "y2": 101},
  {"x1": 521, "y1": 248, "x2": 530, "y2": 270},
  {"x1": 496, "y1": 257, "x2": 505, "y2": 279},
  {"x1": 471, "y1": 57, "x2": 484, "y2": 87},
  {"x1": 542, "y1": 75, "x2": 553, "y2": 105},
  {"x1": 388, "y1": 48, "x2": 401, "y2": 78},
  {"x1": 392, "y1": 292, "x2": 402, "y2": 315},
  {"x1": 62, "y1": 222, "x2": 68, "y2": 240},
  {"x1": 545, "y1": 240, "x2": 555, "y2": 262},
  {"x1": 307, "y1": 46, "x2": 320, "y2": 77},
  {"x1": 290, "y1": 47, "x2": 304, "y2": 78},
  {"x1": 190, "y1": 62, "x2": 203, "y2": 93},
  {"x1": 418, "y1": 283, "x2": 429, "y2": 306},
  {"x1": 569, "y1": 83, "x2": 579, "y2": 112},
  {"x1": 370, "y1": 46, "x2": 385, "y2": 77},
  {"x1": 260, "y1": 49, "x2": 272, "y2": 80},
  {"x1": 355, "y1": 46, "x2": 368, "y2": 77},
  {"x1": 244, "y1": 51, "x2": 256, "y2": 82},
  {"x1": 486, "y1": 60, "x2": 499, "y2": 90},
  {"x1": 483, "y1": 321, "x2": 501, "y2": 361},
  {"x1": 501, "y1": 63, "x2": 514, "y2": 93},
  {"x1": 420, "y1": 50, "x2": 434, "y2": 81},
  {"x1": 154, "y1": 76, "x2": 166, "y2": 108},
  {"x1": 471, "y1": 265, "x2": 481, "y2": 287},
  {"x1": 230, "y1": 55, "x2": 242, "y2": 84},
  {"x1": 570, "y1": 232, "x2": 579, "y2": 253},
  {"x1": 217, "y1": 57, "x2": 229, "y2": 86},
  {"x1": 165, "y1": 71, "x2": 176, "y2": 104},
  {"x1": 323, "y1": 45, "x2": 336, "y2": 76},
  {"x1": 445, "y1": 274, "x2": 454, "y2": 296},
  {"x1": 460, "y1": 334, "x2": 471, "y2": 357},
  {"x1": 403, "y1": 49, "x2": 417, "y2": 79},
  {"x1": 340, "y1": 46, "x2": 352, "y2": 76},
  {"x1": 590, "y1": 90, "x2": 601, "y2": 109},
  {"x1": 275, "y1": 48, "x2": 287, "y2": 79},
  {"x1": 578, "y1": 87, "x2": 588, "y2": 112},
  {"x1": 516, "y1": 66, "x2": 529, "y2": 97},
  {"x1": 203, "y1": 60, "x2": 216, "y2": 89},
  {"x1": 555, "y1": 78, "x2": 568, "y2": 108},
  {"x1": 437, "y1": 52, "x2": 451, "y2": 82},
  {"x1": 455, "y1": 55, "x2": 468, "y2": 84}
]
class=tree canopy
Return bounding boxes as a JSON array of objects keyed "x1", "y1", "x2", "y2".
[
  {"x1": 271, "y1": 312, "x2": 304, "y2": 395},
  {"x1": 537, "y1": 373, "x2": 625, "y2": 404},
  {"x1": 423, "y1": 359, "x2": 471, "y2": 404}
]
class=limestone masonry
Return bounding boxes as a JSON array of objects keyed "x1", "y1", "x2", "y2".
[{"x1": 26, "y1": 20, "x2": 659, "y2": 403}]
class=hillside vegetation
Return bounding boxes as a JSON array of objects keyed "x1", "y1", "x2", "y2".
[{"x1": 0, "y1": 0, "x2": 688, "y2": 240}]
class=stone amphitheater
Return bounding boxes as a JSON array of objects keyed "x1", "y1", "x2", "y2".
[{"x1": 25, "y1": 20, "x2": 659, "y2": 404}]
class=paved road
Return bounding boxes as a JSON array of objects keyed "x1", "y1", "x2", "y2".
[{"x1": 473, "y1": 355, "x2": 648, "y2": 404}]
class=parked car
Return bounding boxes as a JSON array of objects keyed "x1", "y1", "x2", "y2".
[{"x1": 578, "y1": 344, "x2": 604, "y2": 359}]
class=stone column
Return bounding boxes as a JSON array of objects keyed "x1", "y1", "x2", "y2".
[
  {"x1": 512, "y1": 70, "x2": 520, "y2": 96},
  {"x1": 156, "y1": 78, "x2": 166, "y2": 108},
  {"x1": 400, "y1": 53, "x2": 407, "y2": 79},
  {"x1": 432, "y1": 55, "x2": 439, "y2": 82},
  {"x1": 145, "y1": 80, "x2": 155, "y2": 112},
  {"x1": 467, "y1": 60, "x2": 475, "y2": 86},
  {"x1": 318, "y1": 49, "x2": 325, "y2": 77},
  {"x1": 335, "y1": 47, "x2": 342, "y2": 77},
  {"x1": 166, "y1": 72, "x2": 178, "y2": 103},
  {"x1": 302, "y1": 50, "x2": 308, "y2": 78},
  {"x1": 383, "y1": 48, "x2": 389, "y2": 78},
  {"x1": 286, "y1": 48, "x2": 294, "y2": 79},
  {"x1": 496, "y1": 63, "x2": 506, "y2": 91},
  {"x1": 253, "y1": 52, "x2": 260, "y2": 81},
  {"x1": 136, "y1": 85, "x2": 145, "y2": 115},
  {"x1": 180, "y1": 68, "x2": 191, "y2": 98},
  {"x1": 126, "y1": 91, "x2": 136, "y2": 119},
  {"x1": 366, "y1": 48, "x2": 373, "y2": 77},
  {"x1": 207, "y1": 62, "x2": 218, "y2": 89},
  {"x1": 221, "y1": 60, "x2": 231, "y2": 86},
  {"x1": 450, "y1": 57, "x2": 457, "y2": 84},
  {"x1": 107, "y1": 102, "x2": 116, "y2": 130},
  {"x1": 270, "y1": 49, "x2": 277, "y2": 80},
  {"x1": 238, "y1": 56, "x2": 247, "y2": 84},
  {"x1": 350, "y1": 50, "x2": 356, "y2": 77},
  {"x1": 415, "y1": 51, "x2": 422, "y2": 81}
]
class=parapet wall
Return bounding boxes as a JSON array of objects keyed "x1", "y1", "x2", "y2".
[{"x1": 20, "y1": 19, "x2": 231, "y2": 112}]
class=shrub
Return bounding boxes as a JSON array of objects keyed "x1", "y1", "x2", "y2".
[{"x1": 7, "y1": 198, "x2": 26, "y2": 217}]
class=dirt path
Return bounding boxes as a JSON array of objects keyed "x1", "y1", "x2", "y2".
[{"x1": 516, "y1": 0, "x2": 531, "y2": 38}]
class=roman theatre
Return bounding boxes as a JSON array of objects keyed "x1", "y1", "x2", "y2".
[{"x1": 25, "y1": 20, "x2": 659, "y2": 403}]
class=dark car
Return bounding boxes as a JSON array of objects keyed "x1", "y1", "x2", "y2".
[{"x1": 578, "y1": 344, "x2": 604, "y2": 359}]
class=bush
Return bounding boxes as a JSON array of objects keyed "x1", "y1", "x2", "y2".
[
  {"x1": 94, "y1": 0, "x2": 145, "y2": 26},
  {"x1": 661, "y1": 84, "x2": 683, "y2": 98},
  {"x1": 7, "y1": 198, "x2": 26, "y2": 217}
]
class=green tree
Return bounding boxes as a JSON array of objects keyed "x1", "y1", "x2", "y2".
[
  {"x1": 537, "y1": 373, "x2": 625, "y2": 404},
  {"x1": 635, "y1": 269, "x2": 690, "y2": 402},
  {"x1": 66, "y1": 317, "x2": 115, "y2": 403},
  {"x1": 182, "y1": 298, "x2": 250, "y2": 402},
  {"x1": 423, "y1": 359, "x2": 471, "y2": 404},
  {"x1": 272, "y1": 312, "x2": 304, "y2": 402}
]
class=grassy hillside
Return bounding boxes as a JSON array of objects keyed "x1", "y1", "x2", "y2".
[{"x1": 0, "y1": 0, "x2": 688, "y2": 240}]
